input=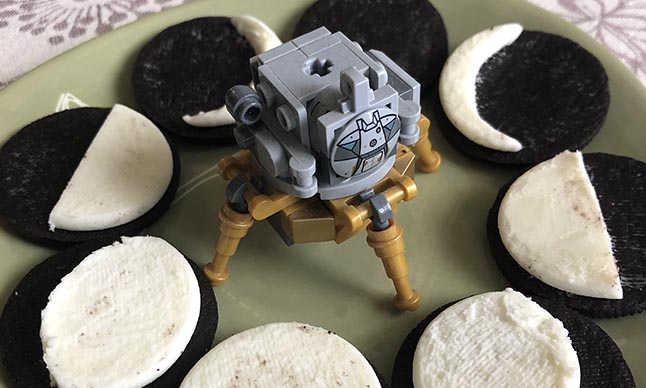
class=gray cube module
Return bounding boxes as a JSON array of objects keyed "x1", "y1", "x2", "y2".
[{"x1": 228, "y1": 27, "x2": 421, "y2": 200}]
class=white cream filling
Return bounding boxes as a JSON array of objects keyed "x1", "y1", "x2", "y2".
[
  {"x1": 180, "y1": 322, "x2": 381, "y2": 388},
  {"x1": 498, "y1": 151, "x2": 622, "y2": 299},
  {"x1": 182, "y1": 15, "x2": 282, "y2": 128},
  {"x1": 182, "y1": 105, "x2": 236, "y2": 127},
  {"x1": 230, "y1": 15, "x2": 283, "y2": 56},
  {"x1": 48, "y1": 104, "x2": 173, "y2": 231},
  {"x1": 413, "y1": 289, "x2": 580, "y2": 388},
  {"x1": 439, "y1": 23, "x2": 524, "y2": 152},
  {"x1": 40, "y1": 236, "x2": 201, "y2": 388}
]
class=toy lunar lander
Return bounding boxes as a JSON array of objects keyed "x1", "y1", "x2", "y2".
[{"x1": 204, "y1": 27, "x2": 440, "y2": 311}]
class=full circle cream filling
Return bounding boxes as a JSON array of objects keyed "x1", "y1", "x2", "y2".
[
  {"x1": 40, "y1": 236, "x2": 200, "y2": 388},
  {"x1": 413, "y1": 289, "x2": 580, "y2": 388},
  {"x1": 180, "y1": 322, "x2": 381, "y2": 388}
]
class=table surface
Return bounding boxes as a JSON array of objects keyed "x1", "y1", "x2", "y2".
[{"x1": 1, "y1": 0, "x2": 645, "y2": 88}]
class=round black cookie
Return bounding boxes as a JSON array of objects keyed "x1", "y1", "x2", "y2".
[
  {"x1": 0, "y1": 236, "x2": 218, "y2": 388},
  {"x1": 434, "y1": 30, "x2": 609, "y2": 165},
  {"x1": 292, "y1": 0, "x2": 448, "y2": 89},
  {"x1": 0, "y1": 108, "x2": 180, "y2": 247},
  {"x1": 132, "y1": 17, "x2": 255, "y2": 143},
  {"x1": 488, "y1": 153, "x2": 646, "y2": 317},
  {"x1": 392, "y1": 296, "x2": 635, "y2": 388}
]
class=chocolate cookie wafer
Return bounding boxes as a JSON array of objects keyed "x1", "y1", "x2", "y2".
[
  {"x1": 435, "y1": 25, "x2": 609, "y2": 165},
  {"x1": 392, "y1": 291, "x2": 634, "y2": 388},
  {"x1": 293, "y1": 0, "x2": 448, "y2": 89},
  {"x1": 0, "y1": 107, "x2": 179, "y2": 247},
  {"x1": 0, "y1": 236, "x2": 218, "y2": 388},
  {"x1": 133, "y1": 16, "x2": 279, "y2": 142},
  {"x1": 488, "y1": 152, "x2": 646, "y2": 317}
]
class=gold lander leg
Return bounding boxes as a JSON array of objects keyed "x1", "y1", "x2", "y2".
[
  {"x1": 411, "y1": 115, "x2": 441, "y2": 173},
  {"x1": 204, "y1": 202, "x2": 254, "y2": 285},
  {"x1": 366, "y1": 219, "x2": 420, "y2": 311}
]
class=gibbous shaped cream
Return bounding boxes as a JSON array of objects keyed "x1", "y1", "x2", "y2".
[{"x1": 498, "y1": 151, "x2": 622, "y2": 299}]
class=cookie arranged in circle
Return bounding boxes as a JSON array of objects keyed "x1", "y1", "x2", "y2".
[
  {"x1": 488, "y1": 152, "x2": 646, "y2": 317},
  {"x1": 293, "y1": 0, "x2": 448, "y2": 89},
  {"x1": 0, "y1": 106, "x2": 180, "y2": 247},
  {"x1": 435, "y1": 24, "x2": 609, "y2": 165},
  {"x1": 133, "y1": 16, "x2": 281, "y2": 142},
  {"x1": 180, "y1": 322, "x2": 383, "y2": 388},
  {"x1": 392, "y1": 290, "x2": 635, "y2": 388},
  {"x1": 0, "y1": 236, "x2": 218, "y2": 388}
]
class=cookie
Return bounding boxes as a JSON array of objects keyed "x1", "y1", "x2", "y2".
[
  {"x1": 488, "y1": 152, "x2": 646, "y2": 317},
  {"x1": 392, "y1": 291, "x2": 635, "y2": 388},
  {"x1": 132, "y1": 16, "x2": 281, "y2": 142},
  {"x1": 0, "y1": 106, "x2": 180, "y2": 247},
  {"x1": 292, "y1": 0, "x2": 448, "y2": 89},
  {"x1": 0, "y1": 236, "x2": 218, "y2": 388},
  {"x1": 180, "y1": 322, "x2": 382, "y2": 388},
  {"x1": 435, "y1": 24, "x2": 609, "y2": 165}
]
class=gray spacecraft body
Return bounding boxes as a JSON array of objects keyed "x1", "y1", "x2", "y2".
[{"x1": 227, "y1": 27, "x2": 422, "y2": 200}]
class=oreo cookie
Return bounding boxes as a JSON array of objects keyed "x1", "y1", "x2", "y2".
[
  {"x1": 0, "y1": 107, "x2": 180, "y2": 247},
  {"x1": 180, "y1": 321, "x2": 384, "y2": 388},
  {"x1": 392, "y1": 293, "x2": 635, "y2": 388},
  {"x1": 132, "y1": 17, "x2": 256, "y2": 143},
  {"x1": 488, "y1": 153, "x2": 646, "y2": 317},
  {"x1": 292, "y1": 0, "x2": 448, "y2": 89},
  {"x1": 0, "y1": 236, "x2": 218, "y2": 388},
  {"x1": 435, "y1": 25, "x2": 609, "y2": 165}
]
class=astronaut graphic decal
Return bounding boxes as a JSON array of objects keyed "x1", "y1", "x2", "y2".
[{"x1": 330, "y1": 108, "x2": 401, "y2": 178}]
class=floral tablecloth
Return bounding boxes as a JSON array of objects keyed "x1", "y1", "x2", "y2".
[
  {"x1": 0, "y1": 0, "x2": 645, "y2": 89},
  {"x1": 527, "y1": 0, "x2": 646, "y2": 84}
]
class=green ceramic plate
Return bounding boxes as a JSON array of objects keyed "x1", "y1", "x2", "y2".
[{"x1": 1, "y1": 0, "x2": 644, "y2": 386}]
